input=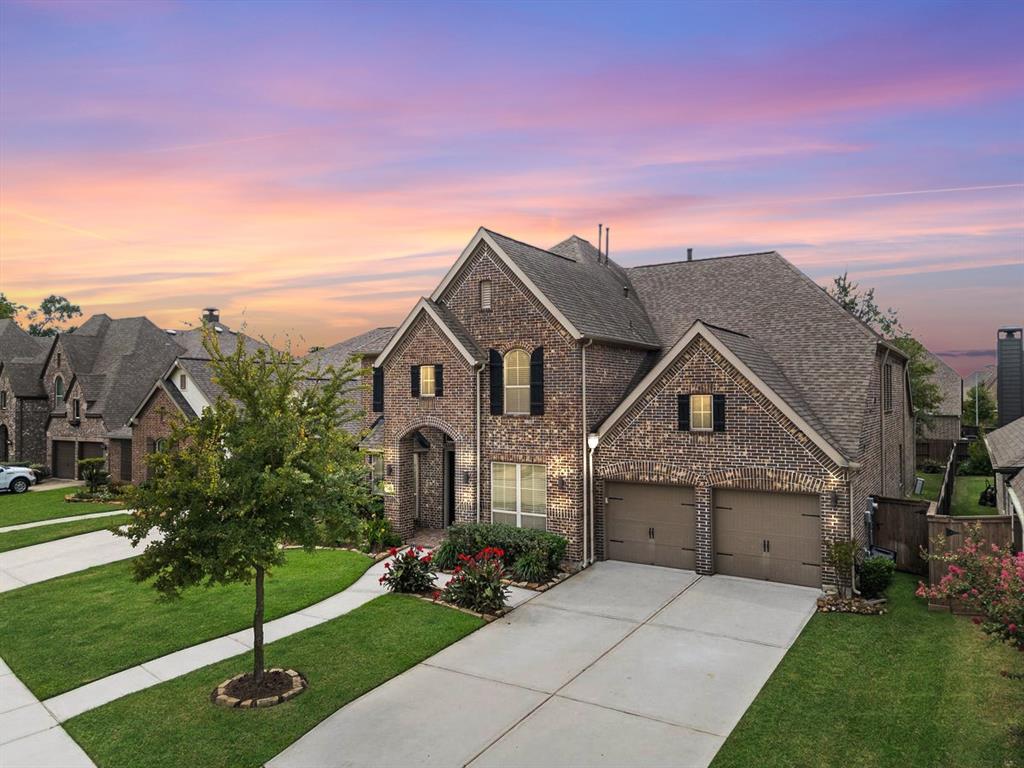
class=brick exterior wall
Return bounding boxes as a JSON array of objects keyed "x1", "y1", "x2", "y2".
[
  {"x1": 46, "y1": 376, "x2": 110, "y2": 479},
  {"x1": 130, "y1": 386, "x2": 182, "y2": 483},
  {"x1": 921, "y1": 414, "x2": 961, "y2": 441},
  {"x1": 0, "y1": 374, "x2": 48, "y2": 465},
  {"x1": 592, "y1": 336, "x2": 851, "y2": 586}
]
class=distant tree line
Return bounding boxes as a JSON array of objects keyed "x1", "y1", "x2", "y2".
[{"x1": 0, "y1": 293, "x2": 82, "y2": 336}]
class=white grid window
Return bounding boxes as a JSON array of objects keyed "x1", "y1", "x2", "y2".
[
  {"x1": 420, "y1": 365, "x2": 436, "y2": 397},
  {"x1": 690, "y1": 394, "x2": 713, "y2": 431},
  {"x1": 480, "y1": 280, "x2": 492, "y2": 310},
  {"x1": 503, "y1": 349, "x2": 530, "y2": 415},
  {"x1": 491, "y1": 462, "x2": 546, "y2": 530}
]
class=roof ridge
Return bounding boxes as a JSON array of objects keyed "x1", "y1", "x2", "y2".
[
  {"x1": 628, "y1": 251, "x2": 780, "y2": 270},
  {"x1": 484, "y1": 228, "x2": 577, "y2": 263}
]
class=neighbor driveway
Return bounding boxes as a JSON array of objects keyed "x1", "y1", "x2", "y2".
[{"x1": 269, "y1": 561, "x2": 819, "y2": 768}]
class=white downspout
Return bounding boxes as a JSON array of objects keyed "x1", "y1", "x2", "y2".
[
  {"x1": 588, "y1": 437, "x2": 597, "y2": 564},
  {"x1": 476, "y1": 363, "x2": 482, "y2": 523},
  {"x1": 581, "y1": 339, "x2": 593, "y2": 567}
]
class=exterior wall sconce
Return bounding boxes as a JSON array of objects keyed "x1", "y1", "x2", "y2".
[
  {"x1": 386, "y1": 464, "x2": 393, "y2": 477},
  {"x1": 587, "y1": 433, "x2": 600, "y2": 451},
  {"x1": 558, "y1": 477, "x2": 567, "y2": 491}
]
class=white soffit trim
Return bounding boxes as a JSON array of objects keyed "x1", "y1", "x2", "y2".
[
  {"x1": 595, "y1": 320, "x2": 850, "y2": 467},
  {"x1": 373, "y1": 298, "x2": 479, "y2": 368},
  {"x1": 429, "y1": 227, "x2": 583, "y2": 340}
]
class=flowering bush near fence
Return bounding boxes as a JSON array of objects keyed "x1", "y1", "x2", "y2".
[{"x1": 918, "y1": 526, "x2": 1024, "y2": 656}]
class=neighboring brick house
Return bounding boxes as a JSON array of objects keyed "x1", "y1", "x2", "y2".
[
  {"x1": 128, "y1": 310, "x2": 274, "y2": 481},
  {"x1": 0, "y1": 320, "x2": 52, "y2": 464},
  {"x1": 985, "y1": 416, "x2": 1024, "y2": 552},
  {"x1": 42, "y1": 314, "x2": 183, "y2": 481},
  {"x1": 370, "y1": 227, "x2": 914, "y2": 589},
  {"x1": 920, "y1": 348, "x2": 963, "y2": 440}
]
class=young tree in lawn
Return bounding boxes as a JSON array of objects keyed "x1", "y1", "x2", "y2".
[{"x1": 119, "y1": 326, "x2": 369, "y2": 684}]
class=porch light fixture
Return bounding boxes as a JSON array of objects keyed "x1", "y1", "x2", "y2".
[
  {"x1": 463, "y1": 470, "x2": 472, "y2": 484},
  {"x1": 587, "y1": 433, "x2": 600, "y2": 451},
  {"x1": 558, "y1": 477, "x2": 567, "y2": 491}
]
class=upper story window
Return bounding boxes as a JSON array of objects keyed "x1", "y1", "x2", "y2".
[
  {"x1": 690, "y1": 394, "x2": 713, "y2": 431},
  {"x1": 480, "y1": 280, "x2": 492, "y2": 310},
  {"x1": 419, "y1": 364, "x2": 436, "y2": 397},
  {"x1": 503, "y1": 349, "x2": 530, "y2": 415},
  {"x1": 54, "y1": 376, "x2": 65, "y2": 405},
  {"x1": 883, "y1": 363, "x2": 893, "y2": 414},
  {"x1": 73, "y1": 398, "x2": 81, "y2": 420},
  {"x1": 179, "y1": 373, "x2": 187, "y2": 391}
]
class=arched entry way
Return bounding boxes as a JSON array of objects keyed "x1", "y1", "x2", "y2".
[{"x1": 399, "y1": 426, "x2": 457, "y2": 530}]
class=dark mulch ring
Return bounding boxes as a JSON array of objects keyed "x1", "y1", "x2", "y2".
[
  {"x1": 817, "y1": 594, "x2": 887, "y2": 615},
  {"x1": 211, "y1": 668, "x2": 307, "y2": 709}
]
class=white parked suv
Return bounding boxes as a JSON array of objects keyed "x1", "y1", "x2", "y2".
[{"x1": 0, "y1": 465, "x2": 36, "y2": 494}]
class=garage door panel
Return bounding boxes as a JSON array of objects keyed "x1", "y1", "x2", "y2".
[
  {"x1": 608, "y1": 538, "x2": 653, "y2": 565},
  {"x1": 605, "y1": 483, "x2": 695, "y2": 570},
  {"x1": 768, "y1": 558, "x2": 820, "y2": 589},
  {"x1": 654, "y1": 542, "x2": 695, "y2": 570},
  {"x1": 716, "y1": 552, "x2": 767, "y2": 581},
  {"x1": 52, "y1": 441, "x2": 76, "y2": 479}
]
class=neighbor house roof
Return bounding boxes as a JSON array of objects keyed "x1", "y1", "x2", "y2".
[
  {"x1": 921, "y1": 348, "x2": 963, "y2": 417},
  {"x1": 55, "y1": 314, "x2": 184, "y2": 430},
  {"x1": 985, "y1": 416, "x2": 1024, "y2": 470},
  {"x1": 169, "y1": 322, "x2": 270, "y2": 358},
  {"x1": 0, "y1": 319, "x2": 51, "y2": 364},
  {"x1": 0, "y1": 360, "x2": 47, "y2": 398},
  {"x1": 625, "y1": 251, "x2": 892, "y2": 460},
  {"x1": 308, "y1": 327, "x2": 396, "y2": 371}
]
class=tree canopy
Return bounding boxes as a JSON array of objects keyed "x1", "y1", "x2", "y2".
[{"x1": 0, "y1": 293, "x2": 82, "y2": 336}]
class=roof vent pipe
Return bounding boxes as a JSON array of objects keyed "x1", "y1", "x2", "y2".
[
  {"x1": 623, "y1": 285, "x2": 630, "y2": 298},
  {"x1": 687, "y1": 248, "x2": 693, "y2": 261},
  {"x1": 597, "y1": 224, "x2": 603, "y2": 263},
  {"x1": 605, "y1": 227, "x2": 610, "y2": 265}
]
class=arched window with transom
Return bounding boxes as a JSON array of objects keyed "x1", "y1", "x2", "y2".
[
  {"x1": 503, "y1": 349, "x2": 530, "y2": 415},
  {"x1": 54, "y1": 376, "x2": 65, "y2": 405}
]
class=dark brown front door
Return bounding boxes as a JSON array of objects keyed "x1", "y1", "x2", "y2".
[
  {"x1": 53, "y1": 440, "x2": 76, "y2": 478},
  {"x1": 0, "y1": 425, "x2": 8, "y2": 462},
  {"x1": 605, "y1": 482, "x2": 697, "y2": 569},
  {"x1": 713, "y1": 489, "x2": 821, "y2": 588}
]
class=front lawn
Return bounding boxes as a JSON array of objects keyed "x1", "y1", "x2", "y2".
[
  {"x1": 0, "y1": 512, "x2": 132, "y2": 553},
  {"x1": 0, "y1": 486, "x2": 124, "y2": 526},
  {"x1": 0, "y1": 548, "x2": 372, "y2": 699},
  {"x1": 950, "y1": 474, "x2": 994, "y2": 517},
  {"x1": 65, "y1": 595, "x2": 483, "y2": 768},
  {"x1": 711, "y1": 573, "x2": 1024, "y2": 768}
]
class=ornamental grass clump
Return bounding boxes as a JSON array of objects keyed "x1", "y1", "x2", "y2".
[
  {"x1": 379, "y1": 547, "x2": 436, "y2": 594},
  {"x1": 441, "y1": 548, "x2": 509, "y2": 614}
]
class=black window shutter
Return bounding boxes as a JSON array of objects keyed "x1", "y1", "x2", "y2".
[
  {"x1": 678, "y1": 394, "x2": 690, "y2": 431},
  {"x1": 435, "y1": 365, "x2": 444, "y2": 397},
  {"x1": 713, "y1": 394, "x2": 726, "y2": 431},
  {"x1": 489, "y1": 349, "x2": 503, "y2": 415},
  {"x1": 372, "y1": 367, "x2": 384, "y2": 412},
  {"x1": 410, "y1": 365, "x2": 420, "y2": 398},
  {"x1": 529, "y1": 347, "x2": 545, "y2": 415}
]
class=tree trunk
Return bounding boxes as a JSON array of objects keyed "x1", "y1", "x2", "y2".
[{"x1": 253, "y1": 565, "x2": 265, "y2": 683}]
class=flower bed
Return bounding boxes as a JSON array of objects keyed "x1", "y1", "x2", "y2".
[
  {"x1": 816, "y1": 595, "x2": 887, "y2": 615},
  {"x1": 65, "y1": 493, "x2": 129, "y2": 504},
  {"x1": 431, "y1": 523, "x2": 567, "y2": 582}
]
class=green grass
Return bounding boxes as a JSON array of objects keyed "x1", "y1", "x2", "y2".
[
  {"x1": 0, "y1": 486, "x2": 123, "y2": 526},
  {"x1": 0, "y1": 513, "x2": 133, "y2": 553},
  {"x1": 711, "y1": 574, "x2": 1024, "y2": 768},
  {"x1": 0, "y1": 549, "x2": 372, "y2": 699},
  {"x1": 65, "y1": 595, "x2": 482, "y2": 768},
  {"x1": 909, "y1": 471, "x2": 942, "y2": 502},
  {"x1": 950, "y1": 474, "x2": 994, "y2": 517}
]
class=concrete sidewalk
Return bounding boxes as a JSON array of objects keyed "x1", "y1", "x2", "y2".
[
  {"x1": 0, "y1": 509, "x2": 129, "y2": 534},
  {"x1": 0, "y1": 657, "x2": 94, "y2": 768},
  {"x1": 0, "y1": 529, "x2": 156, "y2": 593},
  {"x1": 269, "y1": 562, "x2": 819, "y2": 768}
]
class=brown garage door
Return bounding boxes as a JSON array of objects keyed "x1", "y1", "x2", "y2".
[
  {"x1": 605, "y1": 482, "x2": 696, "y2": 569},
  {"x1": 53, "y1": 440, "x2": 76, "y2": 478},
  {"x1": 713, "y1": 489, "x2": 821, "y2": 588}
]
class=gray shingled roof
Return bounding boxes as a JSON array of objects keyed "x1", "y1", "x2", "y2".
[
  {"x1": 627, "y1": 252, "x2": 884, "y2": 460},
  {"x1": 0, "y1": 360, "x2": 46, "y2": 398},
  {"x1": 986, "y1": 416, "x2": 1024, "y2": 469},
  {"x1": 922, "y1": 348, "x2": 963, "y2": 417},
  {"x1": 176, "y1": 357, "x2": 224, "y2": 404},
  {"x1": 485, "y1": 230, "x2": 660, "y2": 349},
  {"x1": 0, "y1": 319, "x2": 50, "y2": 365},
  {"x1": 426, "y1": 299, "x2": 484, "y2": 362},
  {"x1": 59, "y1": 315, "x2": 184, "y2": 431},
  {"x1": 171, "y1": 322, "x2": 271, "y2": 359},
  {"x1": 308, "y1": 327, "x2": 396, "y2": 370}
]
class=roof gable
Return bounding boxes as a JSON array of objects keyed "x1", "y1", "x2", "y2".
[
  {"x1": 375, "y1": 297, "x2": 483, "y2": 368},
  {"x1": 986, "y1": 416, "x2": 1024, "y2": 469}
]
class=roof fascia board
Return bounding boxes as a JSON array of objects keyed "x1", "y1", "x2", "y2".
[
  {"x1": 429, "y1": 228, "x2": 583, "y2": 341},
  {"x1": 596, "y1": 320, "x2": 850, "y2": 467},
  {"x1": 374, "y1": 298, "x2": 479, "y2": 368}
]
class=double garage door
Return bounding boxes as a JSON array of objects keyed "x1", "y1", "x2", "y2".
[
  {"x1": 52, "y1": 441, "x2": 104, "y2": 479},
  {"x1": 604, "y1": 483, "x2": 821, "y2": 588}
]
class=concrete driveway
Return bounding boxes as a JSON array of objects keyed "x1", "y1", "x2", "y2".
[{"x1": 268, "y1": 561, "x2": 819, "y2": 768}]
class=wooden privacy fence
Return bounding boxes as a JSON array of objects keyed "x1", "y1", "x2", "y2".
[
  {"x1": 916, "y1": 439, "x2": 969, "y2": 465},
  {"x1": 873, "y1": 496, "x2": 929, "y2": 575},
  {"x1": 934, "y1": 445, "x2": 956, "y2": 517},
  {"x1": 926, "y1": 512, "x2": 1015, "y2": 588}
]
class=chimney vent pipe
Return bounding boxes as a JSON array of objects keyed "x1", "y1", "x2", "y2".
[
  {"x1": 687, "y1": 248, "x2": 693, "y2": 261},
  {"x1": 202, "y1": 307, "x2": 220, "y2": 324},
  {"x1": 605, "y1": 227, "x2": 610, "y2": 264}
]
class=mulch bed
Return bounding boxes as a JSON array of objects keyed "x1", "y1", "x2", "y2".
[
  {"x1": 817, "y1": 595, "x2": 887, "y2": 615},
  {"x1": 211, "y1": 668, "x2": 307, "y2": 709},
  {"x1": 64, "y1": 494, "x2": 128, "y2": 504}
]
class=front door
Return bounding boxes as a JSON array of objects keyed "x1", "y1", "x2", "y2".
[
  {"x1": 605, "y1": 482, "x2": 697, "y2": 569},
  {"x1": 0, "y1": 424, "x2": 7, "y2": 462}
]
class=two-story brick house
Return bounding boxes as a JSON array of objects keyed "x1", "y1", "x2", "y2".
[
  {"x1": 370, "y1": 227, "x2": 913, "y2": 589},
  {"x1": 0, "y1": 319, "x2": 53, "y2": 464}
]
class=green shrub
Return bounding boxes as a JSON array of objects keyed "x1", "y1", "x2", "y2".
[
  {"x1": 958, "y1": 438, "x2": 992, "y2": 476},
  {"x1": 432, "y1": 523, "x2": 566, "y2": 578},
  {"x1": 441, "y1": 548, "x2": 509, "y2": 614},
  {"x1": 858, "y1": 555, "x2": 895, "y2": 598},
  {"x1": 826, "y1": 539, "x2": 861, "y2": 597},
  {"x1": 29, "y1": 463, "x2": 50, "y2": 480},
  {"x1": 511, "y1": 547, "x2": 550, "y2": 583},
  {"x1": 917, "y1": 459, "x2": 944, "y2": 474},
  {"x1": 77, "y1": 457, "x2": 109, "y2": 493},
  {"x1": 359, "y1": 515, "x2": 401, "y2": 552},
  {"x1": 379, "y1": 547, "x2": 435, "y2": 594}
]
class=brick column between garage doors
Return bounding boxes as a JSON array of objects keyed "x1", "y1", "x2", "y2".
[{"x1": 694, "y1": 485, "x2": 713, "y2": 575}]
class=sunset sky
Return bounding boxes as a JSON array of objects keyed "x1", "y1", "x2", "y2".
[{"x1": 1, "y1": 1, "x2": 1021, "y2": 375}]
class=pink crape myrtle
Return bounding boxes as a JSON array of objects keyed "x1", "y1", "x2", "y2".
[{"x1": 918, "y1": 525, "x2": 1024, "y2": 655}]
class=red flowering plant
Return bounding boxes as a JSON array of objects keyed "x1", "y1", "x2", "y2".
[
  {"x1": 917, "y1": 526, "x2": 1024, "y2": 664},
  {"x1": 441, "y1": 547, "x2": 510, "y2": 614},
  {"x1": 379, "y1": 546, "x2": 436, "y2": 594}
]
